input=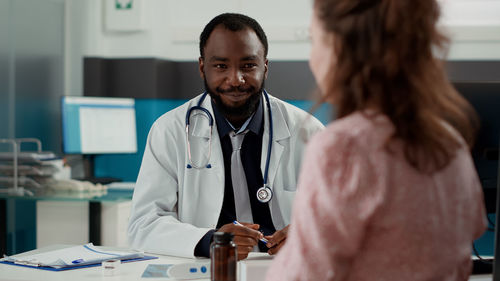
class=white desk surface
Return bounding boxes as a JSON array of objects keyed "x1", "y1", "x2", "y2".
[
  {"x1": 469, "y1": 275, "x2": 493, "y2": 281},
  {"x1": 0, "y1": 245, "x2": 493, "y2": 281},
  {"x1": 0, "y1": 245, "x2": 272, "y2": 281}
]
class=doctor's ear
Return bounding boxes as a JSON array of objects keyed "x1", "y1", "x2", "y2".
[
  {"x1": 199, "y1": 57, "x2": 205, "y2": 79},
  {"x1": 264, "y1": 59, "x2": 269, "y2": 79}
]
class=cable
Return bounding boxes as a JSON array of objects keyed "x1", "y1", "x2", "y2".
[
  {"x1": 487, "y1": 214, "x2": 495, "y2": 231},
  {"x1": 472, "y1": 242, "x2": 493, "y2": 264}
]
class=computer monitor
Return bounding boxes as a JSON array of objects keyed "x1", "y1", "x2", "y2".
[
  {"x1": 61, "y1": 96, "x2": 137, "y2": 155},
  {"x1": 454, "y1": 82, "x2": 500, "y2": 214},
  {"x1": 454, "y1": 82, "x2": 500, "y2": 276}
]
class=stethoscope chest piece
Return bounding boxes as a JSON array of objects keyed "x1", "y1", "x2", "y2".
[{"x1": 256, "y1": 185, "x2": 273, "y2": 203}]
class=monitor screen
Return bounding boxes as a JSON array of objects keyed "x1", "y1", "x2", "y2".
[
  {"x1": 454, "y1": 82, "x2": 500, "y2": 213},
  {"x1": 61, "y1": 96, "x2": 137, "y2": 154}
]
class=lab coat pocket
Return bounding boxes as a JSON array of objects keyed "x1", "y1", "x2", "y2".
[
  {"x1": 275, "y1": 170, "x2": 296, "y2": 192},
  {"x1": 276, "y1": 189, "x2": 297, "y2": 224}
]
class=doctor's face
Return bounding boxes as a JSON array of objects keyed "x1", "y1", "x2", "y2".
[{"x1": 199, "y1": 25, "x2": 268, "y2": 120}]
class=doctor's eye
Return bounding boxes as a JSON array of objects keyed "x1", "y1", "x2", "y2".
[
  {"x1": 214, "y1": 64, "x2": 227, "y2": 69},
  {"x1": 242, "y1": 63, "x2": 257, "y2": 69}
]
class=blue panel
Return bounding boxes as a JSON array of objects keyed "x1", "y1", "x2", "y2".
[
  {"x1": 6, "y1": 199, "x2": 36, "y2": 255},
  {"x1": 285, "y1": 100, "x2": 334, "y2": 125},
  {"x1": 94, "y1": 99, "x2": 188, "y2": 182},
  {"x1": 82, "y1": 97, "x2": 497, "y2": 258},
  {"x1": 61, "y1": 98, "x2": 82, "y2": 154},
  {"x1": 474, "y1": 213, "x2": 495, "y2": 256},
  {"x1": 94, "y1": 99, "x2": 334, "y2": 182}
]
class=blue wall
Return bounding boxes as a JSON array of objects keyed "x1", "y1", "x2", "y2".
[
  {"x1": 95, "y1": 98, "x2": 495, "y2": 258},
  {"x1": 7, "y1": 97, "x2": 494, "y2": 257},
  {"x1": 475, "y1": 214, "x2": 496, "y2": 256},
  {"x1": 94, "y1": 99, "x2": 333, "y2": 182}
]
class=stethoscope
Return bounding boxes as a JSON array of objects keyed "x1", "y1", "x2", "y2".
[{"x1": 185, "y1": 90, "x2": 274, "y2": 203}]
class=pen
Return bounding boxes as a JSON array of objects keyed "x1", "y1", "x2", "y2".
[{"x1": 233, "y1": 221, "x2": 268, "y2": 244}]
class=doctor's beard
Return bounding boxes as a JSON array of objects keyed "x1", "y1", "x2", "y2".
[{"x1": 204, "y1": 79, "x2": 264, "y2": 121}]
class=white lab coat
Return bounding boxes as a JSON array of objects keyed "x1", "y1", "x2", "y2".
[{"x1": 127, "y1": 93, "x2": 324, "y2": 258}]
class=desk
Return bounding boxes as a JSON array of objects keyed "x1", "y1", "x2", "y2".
[
  {"x1": 470, "y1": 275, "x2": 493, "y2": 281},
  {"x1": 0, "y1": 189, "x2": 133, "y2": 255},
  {"x1": 0, "y1": 245, "x2": 272, "y2": 281},
  {"x1": 0, "y1": 245, "x2": 494, "y2": 281}
]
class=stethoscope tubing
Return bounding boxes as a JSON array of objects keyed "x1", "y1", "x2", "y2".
[
  {"x1": 262, "y1": 90, "x2": 273, "y2": 188},
  {"x1": 185, "y1": 104, "x2": 213, "y2": 169},
  {"x1": 185, "y1": 90, "x2": 274, "y2": 202}
]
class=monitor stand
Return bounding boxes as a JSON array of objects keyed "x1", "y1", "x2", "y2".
[
  {"x1": 493, "y1": 162, "x2": 500, "y2": 280},
  {"x1": 80, "y1": 154, "x2": 121, "y2": 185},
  {"x1": 493, "y1": 137, "x2": 500, "y2": 279}
]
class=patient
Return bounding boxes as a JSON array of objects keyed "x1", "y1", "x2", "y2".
[{"x1": 266, "y1": 0, "x2": 487, "y2": 280}]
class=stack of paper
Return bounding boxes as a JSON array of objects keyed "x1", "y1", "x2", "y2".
[
  {"x1": 0, "y1": 243, "x2": 143, "y2": 269},
  {"x1": 0, "y1": 148, "x2": 62, "y2": 190}
]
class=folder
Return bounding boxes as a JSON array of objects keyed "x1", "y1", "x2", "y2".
[{"x1": 0, "y1": 243, "x2": 158, "y2": 271}]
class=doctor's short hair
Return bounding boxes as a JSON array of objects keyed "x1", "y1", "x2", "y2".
[{"x1": 199, "y1": 13, "x2": 268, "y2": 58}]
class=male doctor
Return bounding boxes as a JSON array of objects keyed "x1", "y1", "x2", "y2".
[{"x1": 128, "y1": 13, "x2": 324, "y2": 260}]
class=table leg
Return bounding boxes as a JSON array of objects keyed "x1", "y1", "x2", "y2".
[{"x1": 89, "y1": 202, "x2": 101, "y2": 245}]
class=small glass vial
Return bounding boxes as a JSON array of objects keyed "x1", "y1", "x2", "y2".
[{"x1": 210, "y1": 232, "x2": 237, "y2": 281}]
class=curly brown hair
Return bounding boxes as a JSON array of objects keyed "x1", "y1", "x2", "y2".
[{"x1": 313, "y1": 0, "x2": 478, "y2": 173}]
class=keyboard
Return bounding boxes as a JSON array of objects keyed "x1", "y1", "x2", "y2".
[{"x1": 472, "y1": 258, "x2": 493, "y2": 274}]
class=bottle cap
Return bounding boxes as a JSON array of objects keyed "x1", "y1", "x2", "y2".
[{"x1": 213, "y1": 232, "x2": 234, "y2": 243}]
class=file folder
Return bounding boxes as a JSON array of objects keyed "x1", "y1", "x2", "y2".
[
  {"x1": 0, "y1": 255, "x2": 158, "y2": 271},
  {"x1": 0, "y1": 243, "x2": 158, "y2": 271}
]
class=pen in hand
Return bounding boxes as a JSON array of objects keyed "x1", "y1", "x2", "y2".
[{"x1": 233, "y1": 221, "x2": 268, "y2": 244}]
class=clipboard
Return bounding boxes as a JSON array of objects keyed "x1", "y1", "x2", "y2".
[{"x1": 0, "y1": 255, "x2": 158, "y2": 271}]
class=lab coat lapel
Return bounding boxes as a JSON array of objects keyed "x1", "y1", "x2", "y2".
[{"x1": 261, "y1": 95, "x2": 290, "y2": 190}]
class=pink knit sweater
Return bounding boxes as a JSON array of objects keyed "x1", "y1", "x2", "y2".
[{"x1": 266, "y1": 111, "x2": 486, "y2": 281}]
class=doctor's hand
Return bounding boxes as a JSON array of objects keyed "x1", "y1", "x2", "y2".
[
  {"x1": 218, "y1": 222, "x2": 263, "y2": 260},
  {"x1": 264, "y1": 225, "x2": 289, "y2": 255}
]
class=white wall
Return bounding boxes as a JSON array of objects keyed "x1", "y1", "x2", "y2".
[
  {"x1": 67, "y1": 0, "x2": 312, "y2": 59},
  {"x1": 65, "y1": 0, "x2": 500, "y2": 96},
  {"x1": 438, "y1": 0, "x2": 500, "y2": 60}
]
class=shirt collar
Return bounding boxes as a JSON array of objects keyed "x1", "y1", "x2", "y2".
[{"x1": 212, "y1": 94, "x2": 263, "y2": 137}]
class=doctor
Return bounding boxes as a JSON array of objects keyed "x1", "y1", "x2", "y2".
[{"x1": 128, "y1": 13, "x2": 324, "y2": 260}]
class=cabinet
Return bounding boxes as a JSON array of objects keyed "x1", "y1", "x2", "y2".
[
  {"x1": 1, "y1": 189, "x2": 133, "y2": 255},
  {"x1": 36, "y1": 200, "x2": 132, "y2": 248}
]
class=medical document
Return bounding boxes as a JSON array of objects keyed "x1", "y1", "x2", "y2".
[{"x1": 1, "y1": 243, "x2": 143, "y2": 268}]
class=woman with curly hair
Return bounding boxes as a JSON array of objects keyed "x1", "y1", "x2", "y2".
[{"x1": 265, "y1": 0, "x2": 486, "y2": 280}]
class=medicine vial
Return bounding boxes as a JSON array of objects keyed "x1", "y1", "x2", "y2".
[{"x1": 210, "y1": 232, "x2": 237, "y2": 281}]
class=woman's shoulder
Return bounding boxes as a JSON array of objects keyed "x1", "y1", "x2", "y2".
[{"x1": 310, "y1": 111, "x2": 393, "y2": 151}]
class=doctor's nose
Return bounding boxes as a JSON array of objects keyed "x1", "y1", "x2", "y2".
[{"x1": 226, "y1": 69, "x2": 245, "y2": 86}]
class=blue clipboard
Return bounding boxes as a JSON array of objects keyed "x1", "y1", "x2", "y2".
[{"x1": 0, "y1": 255, "x2": 158, "y2": 271}]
